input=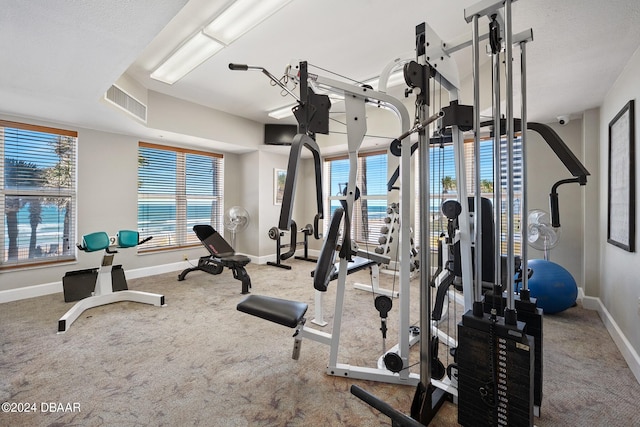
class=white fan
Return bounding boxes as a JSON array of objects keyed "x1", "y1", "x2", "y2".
[
  {"x1": 527, "y1": 209, "x2": 560, "y2": 260},
  {"x1": 224, "y1": 206, "x2": 250, "y2": 249}
]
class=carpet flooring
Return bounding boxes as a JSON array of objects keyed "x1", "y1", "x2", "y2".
[{"x1": 1, "y1": 258, "x2": 640, "y2": 426}]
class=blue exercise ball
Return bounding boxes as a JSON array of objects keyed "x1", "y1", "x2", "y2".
[{"x1": 526, "y1": 259, "x2": 578, "y2": 314}]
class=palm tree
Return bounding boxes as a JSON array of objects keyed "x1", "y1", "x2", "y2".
[
  {"x1": 4, "y1": 158, "x2": 40, "y2": 260},
  {"x1": 480, "y1": 179, "x2": 494, "y2": 194},
  {"x1": 441, "y1": 176, "x2": 456, "y2": 194},
  {"x1": 28, "y1": 198, "x2": 43, "y2": 258},
  {"x1": 42, "y1": 135, "x2": 75, "y2": 256}
]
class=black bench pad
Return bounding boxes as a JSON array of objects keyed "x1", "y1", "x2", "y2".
[
  {"x1": 311, "y1": 256, "x2": 376, "y2": 281},
  {"x1": 217, "y1": 254, "x2": 251, "y2": 266},
  {"x1": 237, "y1": 295, "x2": 308, "y2": 328}
]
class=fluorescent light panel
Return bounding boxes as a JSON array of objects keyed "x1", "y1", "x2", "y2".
[
  {"x1": 151, "y1": 0, "x2": 292, "y2": 85},
  {"x1": 268, "y1": 104, "x2": 296, "y2": 119},
  {"x1": 151, "y1": 32, "x2": 224, "y2": 84},
  {"x1": 204, "y1": 0, "x2": 293, "y2": 44}
]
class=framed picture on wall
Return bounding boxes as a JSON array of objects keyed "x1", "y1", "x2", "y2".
[
  {"x1": 607, "y1": 99, "x2": 635, "y2": 252},
  {"x1": 274, "y1": 168, "x2": 286, "y2": 205}
]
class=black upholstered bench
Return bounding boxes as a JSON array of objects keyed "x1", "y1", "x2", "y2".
[
  {"x1": 178, "y1": 224, "x2": 252, "y2": 294},
  {"x1": 235, "y1": 208, "x2": 345, "y2": 361},
  {"x1": 237, "y1": 295, "x2": 308, "y2": 328},
  {"x1": 311, "y1": 255, "x2": 376, "y2": 282}
]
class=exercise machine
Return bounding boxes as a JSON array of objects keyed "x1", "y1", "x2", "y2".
[
  {"x1": 311, "y1": 251, "x2": 396, "y2": 326},
  {"x1": 353, "y1": 2, "x2": 546, "y2": 425},
  {"x1": 178, "y1": 225, "x2": 252, "y2": 294},
  {"x1": 231, "y1": 59, "x2": 432, "y2": 386},
  {"x1": 267, "y1": 220, "x2": 316, "y2": 269},
  {"x1": 57, "y1": 230, "x2": 165, "y2": 333}
]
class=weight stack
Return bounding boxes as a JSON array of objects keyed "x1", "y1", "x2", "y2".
[
  {"x1": 457, "y1": 311, "x2": 534, "y2": 427},
  {"x1": 482, "y1": 291, "x2": 543, "y2": 411},
  {"x1": 514, "y1": 295, "x2": 543, "y2": 413}
]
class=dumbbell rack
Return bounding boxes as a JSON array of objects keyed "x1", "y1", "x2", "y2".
[
  {"x1": 375, "y1": 203, "x2": 419, "y2": 275},
  {"x1": 375, "y1": 203, "x2": 398, "y2": 260}
]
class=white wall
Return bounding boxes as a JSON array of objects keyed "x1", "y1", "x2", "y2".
[
  {"x1": 257, "y1": 150, "x2": 291, "y2": 259},
  {"x1": 147, "y1": 91, "x2": 263, "y2": 151},
  {"x1": 599, "y1": 45, "x2": 640, "y2": 354},
  {"x1": 235, "y1": 151, "x2": 259, "y2": 256},
  {"x1": 526, "y1": 119, "x2": 586, "y2": 285},
  {"x1": 582, "y1": 108, "x2": 600, "y2": 296}
]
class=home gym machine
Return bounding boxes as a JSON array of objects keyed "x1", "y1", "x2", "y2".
[
  {"x1": 351, "y1": 1, "x2": 547, "y2": 425},
  {"x1": 266, "y1": 220, "x2": 316, "y2": 269},
  {"x1": 231, "y1": 59, "x2": 438, "y2": 385},
  {"x1": 58, "y1": 230, "x2": 165, "y2": 333}
]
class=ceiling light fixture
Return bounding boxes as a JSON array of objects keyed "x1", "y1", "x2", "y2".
[
  {"x1": 150, "y1": 0, "x2": 293, "y2": 85},
  {"x1": 204, "y1": 0, "x2": 293, "y2": 45},
  {"x1": 151, "y1": 32, "x2": 224, "y2": 84},
  {"x1": 268, "y1": 104, "x2": 297, "y2": 120}
]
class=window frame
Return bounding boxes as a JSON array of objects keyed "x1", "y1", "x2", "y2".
[
  {"x1": 137, "y1": 142, "x2": 224, "y2": 253},
  {"x1": 1, "y1": 120, "x2": 78, "y2": 269}
]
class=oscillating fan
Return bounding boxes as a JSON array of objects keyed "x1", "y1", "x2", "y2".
[
  {"x1": 527, "y1": 209, "x2": 560, "y2": 260},
  {"x1": 224, "y1": 206, "x2": 250, "y2": 249}
]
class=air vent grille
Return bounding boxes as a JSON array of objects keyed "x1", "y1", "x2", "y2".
[{"x1": 105, "y1": 85, "x2": 147, "y2": 122}]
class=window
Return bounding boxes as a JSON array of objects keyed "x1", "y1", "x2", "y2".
[
  {"x1": 417, "y1": 134, "x2": 522, "y2": 255},
  {"x1": 137, "y1": 142, "x2": 224, "y2": 251},
  {"x1": 324, "y1": 150, "x2": 388, "y2": 246},
  {"x1": 1, "y1": 120, "x2": 77, "y2": 268}
]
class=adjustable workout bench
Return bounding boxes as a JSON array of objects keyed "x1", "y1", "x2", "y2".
[{"x1": 178, "y1": 225, "x2": 252, "y2": 294}]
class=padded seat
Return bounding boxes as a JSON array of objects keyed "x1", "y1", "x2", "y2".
[
  {"x1": 219, "y1": 253, "x2": 251, "y2": 265},
  {"x1": 237, "y1": 295, "x2": 308, "y2": 328},
  {"x1": 311, "y1": 256, "x2": 376, "y2": 281}
]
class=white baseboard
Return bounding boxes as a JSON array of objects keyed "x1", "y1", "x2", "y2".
[
  {"x1": 0, "y1": 250, "x2": 323, "y2": 303},
  {"x1": 125, "y1": 260, "x2": 190, "y2": 280},
  {"x1": 582, "y1": 295, "x2": 640, "y2": 385},
  {"x1": 257, "y1": 249, "x2": 320, "y2": 265},
  {"x1": 0, "y1": 260, "x2": 192, "y2": 304},
  {"x1": 0, "y1": 281, "x2": 64, "y2": 304}
]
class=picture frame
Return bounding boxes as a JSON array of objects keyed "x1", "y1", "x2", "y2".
[
  {"x1": 607, "y1": 99, "x2": 635, "y2": 252},
  {"x1": 274, "y1": 168, "x2": 286, "y2": 205}
]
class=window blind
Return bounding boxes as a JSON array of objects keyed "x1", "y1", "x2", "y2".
[
  {"x1": 138, "y1": 142, "x2": 224, "y2": 251},
  {"x1": 416, "y1": 135, "x2": 522, "y2": 256},
  {"x1": 0, "y1": 120, "x2": 77, "y2": 268},
  {"x1": 324, "y1": 150, "x2": 388, "y2": 246}
]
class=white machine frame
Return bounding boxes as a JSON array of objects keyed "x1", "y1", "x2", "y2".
[
  {"x1": 281, "y1": 67, "x2": 421, "y2": 385},
  {"x1": 57, "y1": 235, "x2": 165, "y2": 333}
]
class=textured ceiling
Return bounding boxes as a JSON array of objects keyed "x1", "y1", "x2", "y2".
[{"x1": 1, "y1": 0, "x2": 639, "y2": 144}]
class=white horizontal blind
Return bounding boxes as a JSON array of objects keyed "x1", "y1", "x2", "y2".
[
  {"x1": 324, "y1": 150, "x2": 388, "y2": 246},
  {"x1": 138, "y1": 142, "x2": 223, "y2": 251},
  {"x1": 416, "y1": 135, "x2": 522, "y2": 255},
  {"x1": 0, "y1": 120, "x2": 77, "y2": 268}
]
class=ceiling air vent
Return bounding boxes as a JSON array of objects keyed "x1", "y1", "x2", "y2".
[{"x1": 105, "y1": 84, "x2": 147, "y2": 122}]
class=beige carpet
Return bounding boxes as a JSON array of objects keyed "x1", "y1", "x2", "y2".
[{"x1": 1, "y1": 258, "x2": 640, "y2": 426}]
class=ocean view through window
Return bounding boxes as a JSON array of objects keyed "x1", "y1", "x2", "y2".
[
  {"x1": 1, "y1": 120, "x2": 77, "y2": 268},
  {"x1": 137, "y1": 142, "x2": 223, "y2": 251},
  {"x1": 324, "y1": 150, "x2": 388, "y2": 246}
]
